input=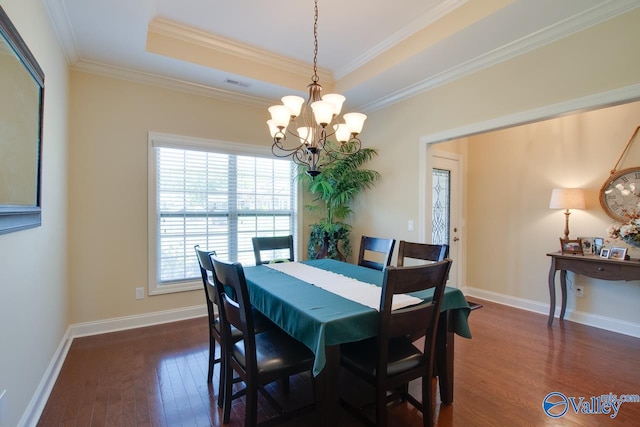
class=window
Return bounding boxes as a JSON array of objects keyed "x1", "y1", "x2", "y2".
[{"x1": 148, "y1": 133, "x2": 298, "y2": 295}]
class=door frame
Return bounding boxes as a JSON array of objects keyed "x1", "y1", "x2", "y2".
[{"x1": 419, "y1": 143, "x2": 464, "y2": 288}]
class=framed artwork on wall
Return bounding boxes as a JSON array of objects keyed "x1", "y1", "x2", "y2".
[{"x1": 0, "y1": 6, "x2": 45, "y2": 235}]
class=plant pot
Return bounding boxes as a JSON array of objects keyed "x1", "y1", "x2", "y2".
[
  {"x1": 308, "y1": 224, "x2": 351, "y2": 261},
  {"x1": 314, "y1": 234, "x2": 346, "y2": 261}
]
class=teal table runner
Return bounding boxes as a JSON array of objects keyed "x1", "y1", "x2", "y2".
[{"x1": 244, "y1": 258, "x2": 471, "y2": 376}]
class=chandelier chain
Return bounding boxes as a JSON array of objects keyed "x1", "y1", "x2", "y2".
[{"x1": 312, "y1": 0, "x2": 319, "y2": 83}]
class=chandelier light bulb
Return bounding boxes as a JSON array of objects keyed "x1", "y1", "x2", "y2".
[
  {"x1": 343, "y1": 112, "x2": 367, "y2": 135},
  {"x1": 266, "y1": 120, "x2": 280, "y2": 138},
  {"x1": 310, "y1": 101, "x2": 334, "y2": 126},
  {"x1": 281, "y1": 95, "x2": 304, "y2": 117},
  {"x1": 321, "y1": 94, "x2": 345, "y2": 116},
  {"x1": 333, "y1": 124, "x2": 351, "y2": 143},
  {"x1": 268, "y1": 105, "x2": 291, "y2": 129}
]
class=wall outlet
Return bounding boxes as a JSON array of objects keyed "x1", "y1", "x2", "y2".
[
  {"x1": 135, "y1": 287, "x2": 144, "y2": 300},
  {"x1": 0, "y1": 389, "x2": 7, "y2": 426},
  {"x1": 408, "y1": 220, "x2": 414, "y2": 231},
  {"x1": 575, "y1": 285, "x2": 584, "y2": 297}
]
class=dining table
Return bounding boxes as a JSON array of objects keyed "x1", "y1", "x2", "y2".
[{"x1": 243, "y1": 258, "x2": 472, "y2": 425}]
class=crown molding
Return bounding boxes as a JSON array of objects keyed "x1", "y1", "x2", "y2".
[
  {"x1": 72, "y1": 59, "x2": 273, "y2": 108},
  {"x1": 43, "y1": 0, "x2": 80, "y2": 64},
  {"x1": 360, "y1": 0, "x2": 640, "y2": 112},
  {"x1": 148, "y1": 17, "x2": 334, "y2": 85},
  {"x1": 335, "y1": 0, "x2": 468, "y2": 80}
]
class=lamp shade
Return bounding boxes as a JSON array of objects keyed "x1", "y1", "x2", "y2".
[{"x1": 549, "y1": 188, "x2": 586, "y2": 210}]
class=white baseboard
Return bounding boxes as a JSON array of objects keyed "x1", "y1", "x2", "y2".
[
  {"x1": 464, "y1": 287, "x2": 640, "y2": 338},
  {"x1": 69, "y1": 304, "x2": 207, "y2": 338},
  {"x1": 18, "y1": 305, "x2": 207, "y2": 427},
  {"x1": 18, "y1": 328, "x2": 73, "y2": 427}
]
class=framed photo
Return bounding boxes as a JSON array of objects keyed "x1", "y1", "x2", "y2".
[
  {"x1": 600, "y1": 248, "x2": 610, "y2": 258},
  {"x1": 609, "y1": 247, "x2": 627, "y2": 260},
  {"x1": 560, "y1": 238, "x2": 583, "y2": 255},
  {"x1": 593, "y1": 237, "x2": 604, "y2": 255},
  {"x1": 577, "y1": 236, "x2": 595, "y2": 254}
]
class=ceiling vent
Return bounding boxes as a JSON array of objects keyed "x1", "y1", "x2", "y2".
[{"x1": 224, "y1": 78, "x2": 251, "y2": 88}]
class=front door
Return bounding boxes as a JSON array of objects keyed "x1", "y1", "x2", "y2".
[{"x1": 431, "y1": 151, "x2": 461, "y2": 287}]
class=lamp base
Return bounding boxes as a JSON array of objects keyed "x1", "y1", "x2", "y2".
[{"x1": 563, "y1": 209, "x2": 571, "y2": 240}]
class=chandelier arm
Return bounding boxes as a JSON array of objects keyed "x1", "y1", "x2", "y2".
[{"x1": 271, "y1": 138, "x2": 307, "y2": 157}]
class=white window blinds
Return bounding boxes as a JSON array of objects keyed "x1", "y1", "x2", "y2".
[{"x1": 148, "y1": 133, "x2": 297, "y2": 294}]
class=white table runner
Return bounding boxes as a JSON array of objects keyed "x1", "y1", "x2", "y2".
[{"x1": 264, "y1": 262, "x2": 422, "y2": 311}]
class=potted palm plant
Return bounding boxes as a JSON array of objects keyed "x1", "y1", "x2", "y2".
[{"x1": 300, "y1": 148, "x2": 380, "y2": 261}]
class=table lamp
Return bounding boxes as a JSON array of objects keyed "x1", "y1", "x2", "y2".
[{"x1": 549, "y1": 188, "x2": 585, "y2": 239}]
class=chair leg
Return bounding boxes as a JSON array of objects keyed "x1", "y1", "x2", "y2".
[
  {"x1": 245, "y1": 379, "x2": 258, "y2": 427},
  {"x1": 222, "y1": 358, "x2": 233, "y2": 424},
  {"x1": 208, "y1": 335, "x2": 215, "y2": 383},
  {"x1": 217, "y1": 346, "x2": 225, "y2": 408},
  {"x1": 422, "y1": 375, "x2": 433, "y2": 427},
  {"x1": 376, "y1": 386, "x2": 387, "y2": 427}
]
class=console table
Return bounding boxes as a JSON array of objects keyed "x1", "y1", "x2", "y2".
[{"x1": 547, "y1": 252, "x2": 640, "y2": 326}]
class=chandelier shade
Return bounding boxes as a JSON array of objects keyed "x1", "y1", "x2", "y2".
[{"x1": 266, "y1": 0, "x2": 366, "y2": 177}]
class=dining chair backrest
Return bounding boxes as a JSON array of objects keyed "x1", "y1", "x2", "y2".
[
  {"x1": 194, "y1": 245, "x2": 224, "y2": 390},
  {"x1": 209, "y1": 256, "x2": 258, "y2": 370},
  {"x1": 358, "y1": 235, "x2": 396, "y2": 271},
  {"x1": 379, "y1": 260, "x2": 451, "y2": 351},
  {"x1": 210, "y1": 255, "x2": 316, "y2": 426},
  {"x1": 396, "y1": 240, "x2": 448, "y2": 266},
  {"x1": 194, "y1": 245, "x2": 218, "y2": 319},
  {"x1": 252, "y1": 235, "x2": 294, "y2": 265},
  {"x1": 341, "y1": 259, "x2": 452, "y2": 427}
]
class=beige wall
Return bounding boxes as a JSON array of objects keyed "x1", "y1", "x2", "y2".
[
  {"x1": 466, "y1": 102, "x2": 640, "y2": 322},
  {"x1": 0, "y1": 0, "x2": 69, "y2": 426},
  {"x1": 67, "y1": 71, "x2": 271, "y2": 324}
]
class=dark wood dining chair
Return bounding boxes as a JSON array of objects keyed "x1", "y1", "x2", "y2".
[
  {"x1": 357, "y1": 235, "x2": 396, "y2": 271},
  {"x1": 340, "y1": 259, "x2": 452, "y2": 427},
  {"x1": 252, "y1": 235, "x2": 295, "y2": 265},
  {"x1": 194, "y1": 245, "x2": 235, "y2": 407},
  {"x1": 396, "y1": 240, "x2": 448, "y2": 265},
  {"x1": 194, "y1": 245, "x2": 275, "y2": 408},
  {"x1": 210, "y1": 255, "x2": 316, "y2": 426}
]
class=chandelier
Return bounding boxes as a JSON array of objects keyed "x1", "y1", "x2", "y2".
[{"x1": 267, "y1": 0, "x2": 366, "y2": 177}]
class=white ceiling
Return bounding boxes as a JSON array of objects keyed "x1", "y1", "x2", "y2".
[{"x1": 43, "y1": 0, "x2": 639, "y2": 112}]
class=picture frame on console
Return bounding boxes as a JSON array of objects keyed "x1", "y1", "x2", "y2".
[
  {"x1": 609, "y1": 247, "x2": 627, "y2": 261},
  {"x1": 593, "y1": 237, "x2": 604, "y2": 255},
  {"x1": 560, "y1": 238, "x2": 583, "y2": 255},
  {"x1": 577, "y1": 236, "x2": 595, "y2": 254}
]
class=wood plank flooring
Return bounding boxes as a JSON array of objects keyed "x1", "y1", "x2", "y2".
[{"x1": 38, "y1": 300, "x2": 640, "y2": 426}]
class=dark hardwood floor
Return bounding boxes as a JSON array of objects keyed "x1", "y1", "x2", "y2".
[{"x1": 38, "y1": 300, "x2": 640, "y2": 426}]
